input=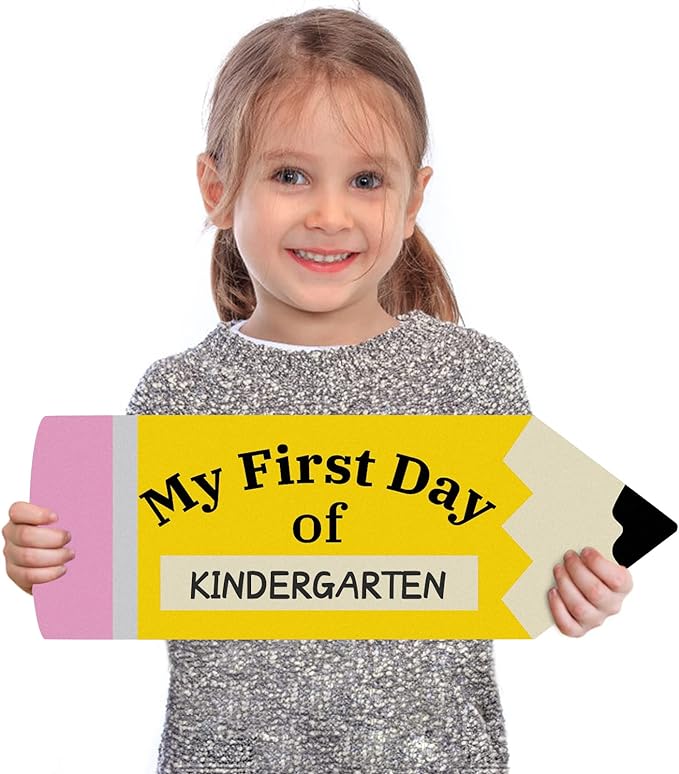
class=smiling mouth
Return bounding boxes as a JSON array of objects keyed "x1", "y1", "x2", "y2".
[
  {"x1": 291, "y1": 249, "x2": 356, "y2": 264},
  {"x1": 286, "y1": 249, "x2": 360, "y2": 272}
]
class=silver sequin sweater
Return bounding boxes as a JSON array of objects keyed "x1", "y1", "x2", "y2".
[{"x1": 125, "y1": 309, "x2": 531, "y2": 774}]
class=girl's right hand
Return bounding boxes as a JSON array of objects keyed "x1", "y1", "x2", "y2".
[{"x1": 3, "y1": 502, "x2": 75, "y2": 595}]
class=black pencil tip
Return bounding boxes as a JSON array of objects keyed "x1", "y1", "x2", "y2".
[{"x1": 612, "y1": 486, "x2": 676, "y2": 567}]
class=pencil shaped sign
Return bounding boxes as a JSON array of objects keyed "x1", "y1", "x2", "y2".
[{"x1": 30, "y1": 415, "x2": 675, "y2": 640}]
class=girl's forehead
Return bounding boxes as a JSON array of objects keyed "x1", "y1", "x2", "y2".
[{"x1": 254, "y1": 79, "x2": 408, "y2": 164}]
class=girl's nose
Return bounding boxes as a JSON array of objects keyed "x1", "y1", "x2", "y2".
[{"x1": 304, "y1": 188, "x2": 354, "y2": 232}]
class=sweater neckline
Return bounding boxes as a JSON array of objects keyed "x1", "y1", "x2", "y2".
[
  {"x1": 216, "y1": 309, "x2": 428, "y2": 360},
  {"x1": 231, "y1": 318, "x2": 347, "y2": 351}
]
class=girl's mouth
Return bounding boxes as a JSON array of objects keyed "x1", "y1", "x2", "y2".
[{"x1": 287, "y1": 249, "x2": 359, "y2": 273}]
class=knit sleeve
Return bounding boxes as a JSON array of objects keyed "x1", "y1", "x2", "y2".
[
  {"x1": 477, "y1": 337, "x2": 532, "y2": 416},
  {"x1": 124, "y1": 358, "x2": 171, "y2": 416}
]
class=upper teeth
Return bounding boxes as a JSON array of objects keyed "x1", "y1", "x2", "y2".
[{"x1": 294, "y1": 249, "x2": 352, "y2": 263}]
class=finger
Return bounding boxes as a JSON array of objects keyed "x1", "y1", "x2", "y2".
[
  {"x1": 8, "y1": 501, "x2": 58, "y2": 526},
  {"x1": 7, "y1": 563, "x2": 68, "y2": 595},
  {"x1": 548, "y1": 587, "x2": 585, "y2": 637},
  {"x1": 580, "y1": 547, "x2": 634, "y2": 595},
  {"x1": 5, "y1": 543, "x2": 75, "y2": 569},
  {"x1": 7, "y1": 523, "x2": 72, "y2": 550},
  {"x1": 562, "y1": 549, "x2": 622, "y2": 616},
  {"x1": 553, "y1": 557, "x2": 604, "y2": 629}
]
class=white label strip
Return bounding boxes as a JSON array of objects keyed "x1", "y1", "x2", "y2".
[{"x1": 160, "y1": 555, "x2": 478, "y2": 611}]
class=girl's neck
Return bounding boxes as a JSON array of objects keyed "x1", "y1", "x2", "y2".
[{"x1": 239, "y1": 306, "x2": 401, "y2": 347}]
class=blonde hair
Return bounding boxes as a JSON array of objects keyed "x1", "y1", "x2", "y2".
[{"x1": 201, "y1": 6, "x2": 462, "y2": 324}]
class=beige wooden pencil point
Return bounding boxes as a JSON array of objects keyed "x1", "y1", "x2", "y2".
[{"x1": 502, "y1": 417, "x2": 624, "y2": 637}]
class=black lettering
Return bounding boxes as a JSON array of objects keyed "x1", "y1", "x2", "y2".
[
  {"x1": 355, "y1": 449, "x2": 376, "y2": 487},
  {"x1": 291, "y1": 571, "x2": 312, "y2": 599},
  {"x1": 424, "y1": 571, "x2": 446, "y2": 599},
  {"x1": 429, "y1": 477, "x2": 461, "y2": 513},
  {"x1": 190, "y1": 468, "x2": 222, "y2": 513},
  {"x1": 190, "y1": 570, "x2": 210, "y2": 599},
  {"x1": 222, "y1": 571, "x2": 244, "y2": 598},
  {"x1": 448, "y1": 489, "x2": 496, "y2": 526},
  {"x1": 139, "y1": 472, "x2": 199, "y2": 527},
  {"x1": 247, "y1": 570, "x2": 266, "y2": 598},
  {"x1": 293, "y1": 513, "x2": 322, "y2": 543},
  {"x1": 335, "y1": 571, "x2": 359, "y2": 599},
  {"x1": 381, "y1": 570, "x2": 400, "y2": 599},
  {"x1": 325, "y1": 455, "x2": 352, "y2": 484},
  {"x1": 361, "y1": 571, "x2": 381, "y2": 599},
  {"x1": 386, "y1": 454, "x2": 429, "y2": 494},
  {"x1": 238, "y1": 449, "x2": 271, "y2": 490},
  {"x1": 270, "y1": 570, "x2": 289, "y2": 599},
  {"x1": 401, "y1": 571, "x2": 422, "y2": 599}
]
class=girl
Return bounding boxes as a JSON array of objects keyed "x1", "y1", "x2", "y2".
[{"x1": 4, "y1": 5, "x2": 658, "y2": 772}]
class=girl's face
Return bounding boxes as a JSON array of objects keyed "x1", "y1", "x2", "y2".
[{"x1": 201, "y1": 83, "x2": 432, "y2": 342}]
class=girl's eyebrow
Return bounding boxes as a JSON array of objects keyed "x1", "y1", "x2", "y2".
[{"x1": 259, "y1": 148, "x2": 401, "y2": 172}]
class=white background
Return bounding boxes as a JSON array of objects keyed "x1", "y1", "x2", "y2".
[{"x1": 1, "y1": 1, "x2": 677, "y2": 771}]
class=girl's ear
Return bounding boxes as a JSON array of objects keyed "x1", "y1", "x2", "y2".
[
  {"x1": 403, "y1": 166, "x2": 433, "y2": 239},
  {"x1": 196, "y1": 153, "x2": 233, "y2": 229}
]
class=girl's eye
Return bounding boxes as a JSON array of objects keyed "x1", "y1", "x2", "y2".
[
  {"x1": 272, "y1": 168, "x2": 383, "y2": 190},
  {"x1": 274, "y1": 168, "x2": 307, "y2": 186},
  {"x1": 352, "y1": 171, "x2": 383, "y2": 190}
]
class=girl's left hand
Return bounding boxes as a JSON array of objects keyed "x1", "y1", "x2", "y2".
[{"x1": 548, "y1": 547, "x2": 633, "y2": 637}]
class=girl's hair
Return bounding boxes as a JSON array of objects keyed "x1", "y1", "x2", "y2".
[{"x1": 201, "y1": 6, "x2": 462, "y2": 324}]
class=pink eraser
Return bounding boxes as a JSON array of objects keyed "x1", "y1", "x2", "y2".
[{"x1": 30, "y1": 416, "x2": 113, "y2": 638}]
